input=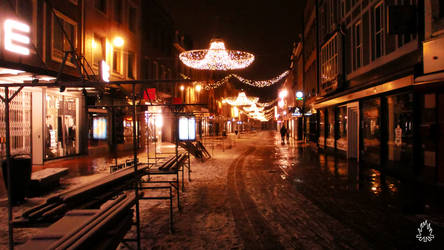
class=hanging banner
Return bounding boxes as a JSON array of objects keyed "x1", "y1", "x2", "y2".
[{"x1": 143, "y1": 88, "x2": 156, "y2": 101}]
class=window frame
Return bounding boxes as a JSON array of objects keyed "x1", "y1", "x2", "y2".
[
  {"x1": 127, "y1": 52, "x2": 136, "y2": 79},
  {"x1": 51, "y1": 10, "x2": 78, "y2": 67},
  {"x1": 92, "y1": 33, "x2": 105, "y2": 68},
  {"x1": 112, "y1": 48, "x2": 122, "y2": 75},
  {"x1": 354, "y1": 21, "x2": 363, "y2": 70},
  {"x1": 373, "y1": 1, "x2": 385, "y2": 59},
  {"x1": 94, "y1": 0, "x2": 107, "y2": 15}
]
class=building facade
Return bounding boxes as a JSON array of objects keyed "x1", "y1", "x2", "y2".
[{"x1": 296, "y1": 0, "x2": 444, "y2": 184}]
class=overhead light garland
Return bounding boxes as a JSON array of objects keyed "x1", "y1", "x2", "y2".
[
  {"x1": 222, "y1": 92, "x2": 258, "y2": 106},
  {"x1": 179, "y1": 39, "x2": 255, "y2": 71},
  {"x1": 204, "y1": 75, "x2": 232, "y2": 90},
  {"x1": 234, "y1": 70, "x2": 289, "y2": 87},
  {"x1": 201, "y1": 70, "x2": 290, "y2": 90}
]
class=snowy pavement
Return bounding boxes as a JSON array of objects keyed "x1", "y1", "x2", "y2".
[
  {"x1": 1, "y1": 131, "x2": 443, "y2": 249},
  {"x1": 122, "y1": 131, "x2": 444, "y2": 249}
]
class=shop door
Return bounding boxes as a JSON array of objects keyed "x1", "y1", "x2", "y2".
[{"x1": 347, "y1": 103, "x2": 359, "y2": 160}]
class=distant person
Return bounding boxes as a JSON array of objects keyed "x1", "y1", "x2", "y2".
[{"x1": 280, "y1": 125, "x2": 287, "y2": 144}]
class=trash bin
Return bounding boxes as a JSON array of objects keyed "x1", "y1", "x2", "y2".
[{"x1": 2, "y1": 154, "x2": 32, "y2": 204}]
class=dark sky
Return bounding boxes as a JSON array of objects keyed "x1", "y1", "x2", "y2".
[{"x1": 164, "y1": 0, "x2": 305, "y2": 99}]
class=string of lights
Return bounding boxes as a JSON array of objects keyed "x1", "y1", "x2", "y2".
[
  {"x1": 233, "y1": 70, "x2": 289, "y2": 87},
  {"x1": 203, "y1": 75, "x2": 232, "y2": 90}
]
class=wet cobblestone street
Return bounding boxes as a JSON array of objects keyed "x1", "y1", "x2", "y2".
[{"x1": 1, "y1": 131, "x2": 443, "y2": 249}]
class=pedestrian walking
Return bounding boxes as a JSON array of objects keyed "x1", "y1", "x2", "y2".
[{"x1": 280, "y1": 125, "x2": 287, "y2": 144}]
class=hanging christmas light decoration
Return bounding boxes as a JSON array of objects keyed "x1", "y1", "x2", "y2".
[
  {"x1": 256, "y1": 100, "x2": 277, "y2": 107},
  {"x1": 233, "y1": 70, "x2": 289, "y2": 87},
  {"x1": 243, "y1": 103, "x2": 264, "y2": 113},
  {"x1": 222, "y1": 92, "x2": 258, "y2": 106},
  {"x1": 179, "y1": 39, "x2": 255, "y2": 71},
  {"x1": 204, "y1": 75, "x2": 232, "y2": 90}
]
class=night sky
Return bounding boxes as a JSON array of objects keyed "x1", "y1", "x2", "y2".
[{"x1": 164, "y1": 0, "x2": 305, "y2": 100}]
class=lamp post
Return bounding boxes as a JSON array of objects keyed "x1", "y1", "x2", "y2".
[{"x1": 295, "y1": 91, "x2": 307, "y2": 141}]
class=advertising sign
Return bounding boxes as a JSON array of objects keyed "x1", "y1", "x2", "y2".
[
  {"x1": 178, "y1": 116, "x2": 196, "y2": 141},
  {"x1": 93, "y1": 117, "x2": 107, "y2": 139}
]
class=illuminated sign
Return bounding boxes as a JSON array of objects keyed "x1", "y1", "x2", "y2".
[
  {"x1": 100, "y1": 60, "x2": 110, "y2": 82},
  {"x1": 178, "y1": 116, "x2": 196, "y2": 141},
  {"x1": 4, "y1": 19, "x2": 30, "y2": 55},
  {"x1": 93, "y1": 117, "x2": 107, "y2": 139}
]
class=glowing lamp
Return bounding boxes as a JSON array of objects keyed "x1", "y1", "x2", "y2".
[
  {"x1": 279, "y1": 89, "x2": 288, "y2": 99},
  {"x1": 278, "y1": 99, "x2": 285, "y2": 108},
  {"x1": 4, "y1": 19, "x2": 30, "y2": 55},
  {"x1": 180, "y1": 85, "x2": 185, "y2": 91},
  {"x1": 195, "y1": 84, "x2": 202, "y2": 92},
  {"x1": 113, "y1": 37, "x2": 124, "y2": 47},
  {"x1": 296, "y1": 91, "x2": 304, "y2": 100}
]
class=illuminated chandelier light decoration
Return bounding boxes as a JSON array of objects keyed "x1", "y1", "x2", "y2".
[
  {"x1": 222, "y1": 92, "x2": 258, "y2": 106},
  {"x1": 233, "y1": 70, "x2": 289, "y2": 87},
  {"x1": 179, "y1": 39, "x2": 255, "y2": 71}
]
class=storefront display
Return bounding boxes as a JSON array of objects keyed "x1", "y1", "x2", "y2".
[
  {"x1": 318, "y1": 109, "x2": 325, "y2": 148},
  {"x1": 45, "y1": 92, "x2": 79, "y2": 160},
  {"x1": 361, "y1": 98, "x2": 381, "y2": 166},
  {"x1": 336, "y1": 105, "x2": 347, "y2": 152},
  {"x1": 326, "y1": 107, "x2": 335, "y2": 149},
  {"x1": 386, "y1": 93, "x2": 414, "y2": 169}
]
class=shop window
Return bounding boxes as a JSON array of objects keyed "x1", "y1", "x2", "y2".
[
  {"x1": 336, "y1": 105, "x2": 348, "y2": 151},
  {"x1": 361, "y1": 98, "x2": 381, "y2": 165},
  {"x1": 45, "y1": 93, "x2": 79, "y2": 160},
  {"x1": 128, "y1": 52, "x2": 135, "y2": 79},
  {"x1": 420, "y1": 93, "x2": 437, "y2": 168},
  {"x1": 319, "y1": 109, "x2": 325, "y2": 147},
  {"x1": 387, "y1": 93, "x2": 414, "y2": 169},
  {"x1": 95, "y1": 0, "x2": 107, "y2": 14},
  {"x1": 52, "y1": 11, "x2": 77, "y2": 65},
  {"x1": 92, "y1": 33, "x2": 105, "y2": 67},
  {"x1": 326, "y1": 107, "x2": 335, "y2": 149}
]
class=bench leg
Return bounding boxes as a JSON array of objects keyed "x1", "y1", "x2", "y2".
[
  {"x1": 176, "y1": 173, "x2": 181, "y2": 211},
  {"x1": 169, "y1": 186, "x2": 174, "y2": 233},
  {"x1": 181, "y1": 165, "x2": 185, "y2": 192}
]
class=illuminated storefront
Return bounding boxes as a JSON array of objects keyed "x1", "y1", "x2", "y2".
[{"x1": 44, "y1": 91, "x2": 80, "y2": 159}]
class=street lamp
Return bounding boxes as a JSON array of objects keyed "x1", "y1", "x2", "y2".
[
  {"x1": 113, "y1": 36, "x2": 124, "y2": 47},
  {"x1": 279, "y1": 89, "x2": 288, "y2": 99},
  {"x1": 180, "y1": 85, "x2": 185, "y2": 91},
  {"x1": 195, "y1": 84, "x2": 202, "y2": 92}
]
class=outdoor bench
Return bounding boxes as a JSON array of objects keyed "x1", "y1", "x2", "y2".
[
  {"x1": 139, "y1": 153, "x2": 190, "y2": 232},
  {"x1": 17, "y1": 192, "x2": 135, "y2": 250},
  {"x1": 29, "y1": 168, "x2": 69, "y2": 195}
]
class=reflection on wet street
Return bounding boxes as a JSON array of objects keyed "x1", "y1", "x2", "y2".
[{"x1": 232, "y1": 131, "x2": 443, "y2": 249}]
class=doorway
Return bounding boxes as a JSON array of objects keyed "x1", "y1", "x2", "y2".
[{"x1": 347, "y1": 102, "x2": 359, "y2": 160}]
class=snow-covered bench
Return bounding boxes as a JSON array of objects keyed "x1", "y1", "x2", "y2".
[{"x1": 29, "y1": 168, "x2": 69, "y2": 195}]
